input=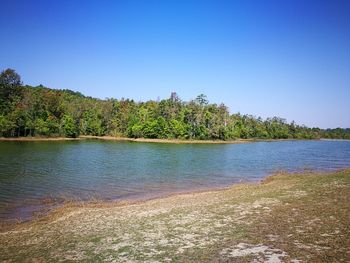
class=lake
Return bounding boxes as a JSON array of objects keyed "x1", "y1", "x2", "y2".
[{"x1": 0, "y1": 139, "x2": 350, "y2": 221}]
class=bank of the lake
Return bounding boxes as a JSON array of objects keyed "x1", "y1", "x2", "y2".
[
  {"x1": 1, "y1": 169, "x2": 349, "y2": 262},
  {"x1": 0, "y1": 135, "x2": 255, "y2": 144},
  {"x1": 0, "y1": 136, "x2": 82, "y2": 141},
  {"x1": 0, "y1": 135, "x2": 318, "y2": 144},
  {"x1": 80, "y1": 135, "x2": 253, "y2": 144}
]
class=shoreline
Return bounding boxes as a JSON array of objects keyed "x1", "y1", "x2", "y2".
[
  {"x1": 0, "y1": 182, "x2": 255, "y2": 232},
  {"x1": 0, "y1": 135, "x2": 316, "y2": 144},
  {"x1": 0, "y1": 179, "x2": 254, "y2": 227},
  {"x1": 0, "y1": 137, "x2": 82, "y2": 141},
  {"x1": 0, "y1": 168, "x2": 345, "y2": 227},
  {"x1": 81, "y1": 135, "x2": 251, "y2": 144},
  {"x1": 1, "y1": 168, "x2": 349, "y2": 262}
]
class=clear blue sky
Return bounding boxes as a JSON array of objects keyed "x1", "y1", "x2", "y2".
[{"x1": 1, "y1": 0, "x2": 349, "y2": 128}]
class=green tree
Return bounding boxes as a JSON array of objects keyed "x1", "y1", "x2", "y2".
[
  {"x1": 195, "y1": 94, "x2": 209, "y2": 106},
  {"x1": 0, "y1": 69, "x2": 22, "y2": 106},
  {"x1": 61, "y1": 115, "x2": 79, "y2": 138},
  {"x1": 0, "y1": 115, "x2": 16, "y2": 137},
  {"x1": 34, "y1": 118, "x2": 50, "y2": 135}
]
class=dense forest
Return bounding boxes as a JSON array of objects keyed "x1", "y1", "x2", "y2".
[{"x1": 1, "y1": 68, "x2": 349, "y2": 140}]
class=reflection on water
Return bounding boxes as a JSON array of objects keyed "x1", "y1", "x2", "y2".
[{"x1": 0, "y1": 140, "x2": 349, "y2": 220}]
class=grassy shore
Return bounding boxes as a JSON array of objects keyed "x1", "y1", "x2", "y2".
[{"x1": 1, "y1": 169, "x2": 349, "y2": 262}]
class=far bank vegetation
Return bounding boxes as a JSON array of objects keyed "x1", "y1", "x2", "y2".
[{"x1": 1, "y1": 68, "x2": 349, "y2": 140}]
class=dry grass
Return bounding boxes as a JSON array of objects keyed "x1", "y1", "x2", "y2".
[{"x1": 0, "y1": 169, "x2": 349, "y2": 262}]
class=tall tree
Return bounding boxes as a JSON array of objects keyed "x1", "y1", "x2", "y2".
[{"x1": 0, "y1": 68, "x2": 22, "y2": 113}]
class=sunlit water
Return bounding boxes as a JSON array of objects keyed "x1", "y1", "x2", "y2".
[{"x1": 0, "y1": 139, "x2": 349, "y2": 221}]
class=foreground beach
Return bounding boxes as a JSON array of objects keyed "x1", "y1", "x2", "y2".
[{"x1": 1, "y1": 169, "x2": 349, "y2": 262}]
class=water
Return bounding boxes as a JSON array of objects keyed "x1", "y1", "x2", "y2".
[{"x1": 0, "y1": 139, "x2": 349, "y2": 221}]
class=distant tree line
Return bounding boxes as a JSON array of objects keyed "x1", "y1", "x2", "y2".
[{"x1": 1, "y1": 69, "x2": 349, "y2": 140}]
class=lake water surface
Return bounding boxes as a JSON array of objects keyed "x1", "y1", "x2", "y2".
[{"x1": 0, "y1": 140, "x2": 350, "y2": 221}]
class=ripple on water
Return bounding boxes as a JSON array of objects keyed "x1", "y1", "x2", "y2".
[{"x1": 0, "y1": 140, "x2": 349, "y2": 220}]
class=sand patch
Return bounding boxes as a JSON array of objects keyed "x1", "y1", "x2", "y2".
[{"x1": 220, "y1": 242, "x2": 297, "y2": 262}]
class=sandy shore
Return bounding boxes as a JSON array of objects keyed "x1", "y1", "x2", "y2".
[
  {"x1": 0, "y1": 135, "x2": 304, "y2": 144},
  {"x1": 80, "y1": 135, "x2": 252, "y2": 144},
  {"x1": 0, "y1": 135, "x2": 249, "y2": 144},
  {"x1": 1, "y1": 169, "x2": 349, "y2": 262},
  {"x1": 0, "y1": 137, "x2": 82, "y2": 141}
]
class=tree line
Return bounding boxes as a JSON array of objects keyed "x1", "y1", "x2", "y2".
[{"x1": 0, "y1": 68, "x2": 349, "y2": 140}]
